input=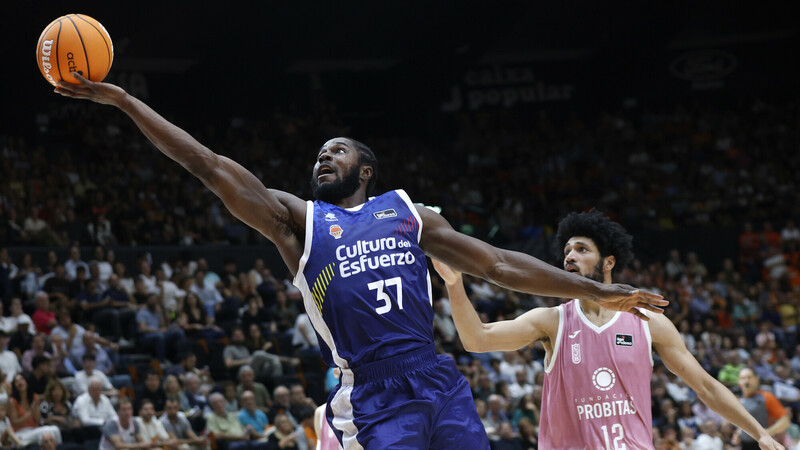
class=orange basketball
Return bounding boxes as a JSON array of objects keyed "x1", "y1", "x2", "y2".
[{"x1": 36, "y1": 14, "x2": 114, "y2": 87}]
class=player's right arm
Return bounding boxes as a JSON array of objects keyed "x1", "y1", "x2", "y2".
[
  {"x1": 432, "y1": 260, "x2": 556, "y2": 352},
  {"x1": 54, "y1": 74, "x2": 306, "y2": 272}
]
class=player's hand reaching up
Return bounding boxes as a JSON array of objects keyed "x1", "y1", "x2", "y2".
[
  {"x1": 54, "y1": 72, "x2": 127, "y2": 107},
  {"x1": 594, "y1": 283, "x2": 668, "y2": 321},
  {"x1": 432, "y1": 259, "x2": 461, "y2": 286}
]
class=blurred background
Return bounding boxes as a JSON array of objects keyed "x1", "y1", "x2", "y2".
[{"x1": 2, "y1": 2, "x2": 800, "y2": 448}]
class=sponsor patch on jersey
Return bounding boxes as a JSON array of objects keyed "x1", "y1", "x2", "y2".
[
  {"x1": 329, "y1": 224, "x2": 343, "y2": 239},
  {"x1": 571, "y1": 343, "x2": 581, "y2": 364},
  {"x1": 615, "y1": 334, "x2": 633, "y2": 346},
  {"x1": 324, "y1": 213, "x2": 338, "y2": 221},
  {"x1": 373, "y1": 209, "x2": 398, "y2": 220}
]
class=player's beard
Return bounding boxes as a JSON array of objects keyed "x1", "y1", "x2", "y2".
[
  {"x1": 311, "y1": 164, "x2": 362, "y2": 204},
  {"x1": 584, "y1": 260, "x2": 605, "y2": 283}
]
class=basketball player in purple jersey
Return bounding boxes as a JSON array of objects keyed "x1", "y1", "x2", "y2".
[
  {"x1": 435, "y1": 210, "x2": 783, "y2": 450},
  {"x1": 55, "y1": 75, "x2": 666, "y2": 449}
]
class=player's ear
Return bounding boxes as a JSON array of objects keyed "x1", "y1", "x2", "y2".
[
  {"x1": 361, "y1": 165, "x2": 373, "y2": 181},
  {"x1": 604, "y1": 255, "x2": 616, "y2": 273}
]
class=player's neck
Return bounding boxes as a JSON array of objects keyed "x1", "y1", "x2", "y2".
[
  {"x1": 331, "y1": 192, "x2": 368, "y2": 209},
  {"x1": 578, "y1": 299, "x2": 616, "y2": 325}
]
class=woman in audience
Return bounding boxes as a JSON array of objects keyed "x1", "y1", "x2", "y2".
[
  {"x1": 179, "y1": 292, "x2": 226, "y2": 340},
  {"x1": 7, "y1": 374, "x2": 62, "y2": 445},
  {"x1": 40, "y1": 378, "x2": 79, "y2": 442}
]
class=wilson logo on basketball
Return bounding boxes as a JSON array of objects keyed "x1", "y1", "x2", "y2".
[
  {"x1": 40, "y1": 39, "x2": 54, "y2": 84},
  {"x1": 329, "y1": 224, "x2": 344, "y2": 239}
]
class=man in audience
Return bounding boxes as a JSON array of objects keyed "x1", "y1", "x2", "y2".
[
  {"x1": 134, "y1": 369, "x2": 167, "y2": 415},
  {"x1": 31, "y1": 291, "x2": 57, "y2": 335},
  {"x1": 74, "y1": 353, "x2": 118, "y2": 397},
  {"x1": 135, "y1": 399, "x2": 174, "y2": 448},
  {"x1": 205, "y1": 392, "x2": 267, "y2": 449},
  {"x1": 21, "y1": 332, "x2": 52, "y2": 373},
  {"x1": 25, "y1": 354, "x2": 53, "y2": 395},
  {"x1": 223, "y1": 326, "x2": 282, "y2": 382},
  {"x1": 237, "y1": 390, "x2": 269, "y2": 438},
  {"x1": 267, "y1": 385, "x2": 296, "y2": 425},
  {"x1": 0, "y1": 330, "x2": 22, "y2": 383},
  {"x1": 235, "y1": 365, "x2": 271, "y2": 413},
  {"x1": 160, "y1": 398, "x2": 207, "y2": 450},
  {"x1": 74, "y1": 378, "x2": 117, "y2": 433},
  {"x1": 98, "y1": 397, "x2": 147, "y2": 450},
  {"x1": 137, "y1": 293, "x2": 186, "y2": 362}
]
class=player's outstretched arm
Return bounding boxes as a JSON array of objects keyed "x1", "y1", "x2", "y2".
[
  {"x1": 651, "y1": 314, "x2": 784, "y2": 450},
  {"x1": 418, "y1": 207, "x2": 666, "y2": 320},
  {"x1": 54, "y1": 74, "x2": 306, "y2": 270},
  {"x1": 432, "y1": 260, "x2": 555, "y2": 352}
]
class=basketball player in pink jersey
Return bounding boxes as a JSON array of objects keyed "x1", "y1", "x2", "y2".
[{"x1": 434, "y1": 210, "x2": 783, "y2": 450}]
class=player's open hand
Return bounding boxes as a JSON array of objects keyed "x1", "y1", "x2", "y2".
[
  {"x1": 54, "y1": 72, "x2": 127, "y2": 107},
  {"x1": 594, "y1": 283, "x2": 667, "y2": 321},
  {"x1": 432, "y1": 259, "x2": 462, "y2": 286}
]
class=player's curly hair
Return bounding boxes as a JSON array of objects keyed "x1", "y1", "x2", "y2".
[
  {"x1": 349, "y1": 138, "x2": 378, "y2": 195},
  {"x1": 554, "y1": 209, "x2": 634, "y2": 270}
]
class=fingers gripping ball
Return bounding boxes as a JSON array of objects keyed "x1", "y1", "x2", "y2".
[{"x1": 36, "y1": 14, "x2": 113, "y2": 86}]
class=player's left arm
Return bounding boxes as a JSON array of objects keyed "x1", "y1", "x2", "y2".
[
  {"x1": 650, "y1": 313, "x2": 784, "y2": 450},
  {"x1": 416, "y1": 206, "x2": 666, "y2": 319}
]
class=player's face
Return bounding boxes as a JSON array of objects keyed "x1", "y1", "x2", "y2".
[
  {"x1": 563, "y1": 237, "x2": 604, "y2": 283},
  {"x1": 311, "y1": 138, "x2": 363, "y2": 203}
]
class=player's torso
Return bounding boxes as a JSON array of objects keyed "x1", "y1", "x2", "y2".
[
  {"x1": 293, "y1": 190, "x2": 434, "y2": 369},
  {"x1": 540, "y1": 300, "x2": 654, "y2": 450}
]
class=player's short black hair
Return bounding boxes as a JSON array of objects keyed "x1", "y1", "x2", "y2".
[
  {"x1": 554, "y1": 209, "x2": 634, "y2": 271},
  {"x1": 348, "y1": 138, "x2": 378, "y2": 195}
]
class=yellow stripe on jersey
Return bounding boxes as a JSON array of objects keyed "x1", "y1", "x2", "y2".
[{"x1": 312, "y1": 262, "x2": 337, "y2": 313}]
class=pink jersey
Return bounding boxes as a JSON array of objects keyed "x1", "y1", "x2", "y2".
[
  {"x1": 317, "y1": 409, "x2": 341, "y2": 450},
  {"x1": 539, "y1": 300, "x2": 654, "y2": 450}
]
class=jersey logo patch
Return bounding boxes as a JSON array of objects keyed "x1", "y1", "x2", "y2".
[
  {"x1": 324, "y1": 213, "x2": 338, "y2": 221},
  {"x1": 329, "y1": 224, "x2": 344, "y2": 239},
  {"x1": 373, "y1": 209, "x2": 397, "y2": 219},
  {"x1": 615, "y1": 334, "x2": 633, "y2": 346},
  {"x1": 571, "y1": 343, "x2": 581, "y2": 364},
  {"x1": 592, "y1": 367, "x2": 616, "y2": 391}
]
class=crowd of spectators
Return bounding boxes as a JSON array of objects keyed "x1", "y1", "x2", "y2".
[{"x1": 1, "y1": 98, "x2": 799, "y2": 249}]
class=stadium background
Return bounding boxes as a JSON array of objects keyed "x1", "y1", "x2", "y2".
[{"x1": 2, "y1": 1, "x2": 800, "y2": 448}]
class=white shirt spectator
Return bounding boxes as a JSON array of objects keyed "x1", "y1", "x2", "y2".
[
  {"x1": 91, "y1": 260, "x2": 113, "y2": 282},
  {"x1": 74, "y1": 370, "x2": 113, "y2": 395},
  {"x1": 135, "y1": 416, "x2": 169, "y2": 443},
  {"x1": 65, "y1": 260, "x2": 89, "y2": 281},
  {"x1": 140, "y1": 274, "x2": 158, "y2": 295},
  {"x1": 73, "y1": 392, "x2": 117, "y2": 427},
  {"x1": 51, "y1": 324, "x2": 86, "y2": 357},
  {"x1": 693, "y1": 433, "x2": 723, "y2": 450},
  {"x1": 0, "y1": 317, "x2": 17, "y2": 334},
  {"x1": 158, "y1": 280, "x2": 185, "y2": 313},
  {"x1": 0, "y1": 348, "x2": 22, "y2": 383},
  {"x1": 292, "y1": 313, "x2": 319, "y2": 350}
]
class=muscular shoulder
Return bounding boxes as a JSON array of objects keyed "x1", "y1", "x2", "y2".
[
  {"x1": 645, "y1": 312, "x2": 681, "y2": 346},
  {"x1": 269, "y1": 190, "x2": 307, "y2": 228}
]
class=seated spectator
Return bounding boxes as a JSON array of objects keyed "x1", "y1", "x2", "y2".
[
  {"x1": 267, "y1": 386, "x2": 296, "y2": 426},
  {"x1": 0, "y1": 301, "x2": 17, "y2": 334},
  {"x1": 135, "y1": 398, "x2": 175, "y2": 447},
  {"x1": 73, "y1": 377, "x2": 117, "y2": 430},
  {"x1": 31, "y1": 291, "x2": 57, "y2": 335},
  {"x1": 137, "y1": 293, "x2": 186, "y2": 362},
  {"x1": 21, "y1": 332, "x2": 52, "y2": 373},
  {"x1": 163, "y1": 374, "x2": 183, "y2": 407},
  {"x1": 266, "y1": 412, "x2": 307, "y2": 450},
  {"x1": 179, "y1": 292, "x2": 226, "y2": 340},
  {"x1": 74, "y1": 353, "x2": 118, "y2": 398},
  {"x1": 240, "y1": 295, "x2": 270, "y2": 339},
  {"x1": 134, "y1": 369, "x2": 167, "y2": 416},
  {"x1": 181, "y1": 373, "x2": 208, "y2": 418},
  {"x1": 236, "y1": 365, "x2": 271, "y2": 413},
  {"x1": 48, "y1": 332, "x2": 76, "y2": 377},
  {"x1": 167, "y1": 352, "x2": 214, "y2": 395},
  {"x1": 40, "y1": 378, "x2": 80, "y2": 443},
  {"x1": 73, "y1": 331, "x2": 131, "y2": 389},
  {"x1": 7, "y1": 374, "x2": 62, "y2": 445},
  {"x1": 0, "y1": 330, "x2": 22, "y2": 383},
  {"x1": 25, "y1": 354, "x2": 53, "y2": 396},
  {"x1": 288, "y1": 384, "x2": 316, "y2": 425},
  {"x1": 224, "y1": 326, "x2": 282, "y2": 382},
  {"x1": 222, "y1": 381, "x2": 239, "y2": 413},
  {"x1": 50, "y1": 309, "x2": 85, "y2": 361},
  {"x1": 98, "y1": 273, "x2": 139, "y2": 343},
  {"x1": 160, "y1": 397, "x2": 207, "y2": 449},
  {"x1": 0, "y1": 401, "x2": 24, "y2": 448},
  {"x1": 98, "y1": 397, "x2": 146, "y2": 450},
  {"x1": 205, "y1": 392, "x2": 267, "y2": 450},
  {"x1": 42, "y1": 263, "x2": 72, "y2": 312},
  {"x1": 238, "y1": 390, "x2": 269, "y2": 437}
]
